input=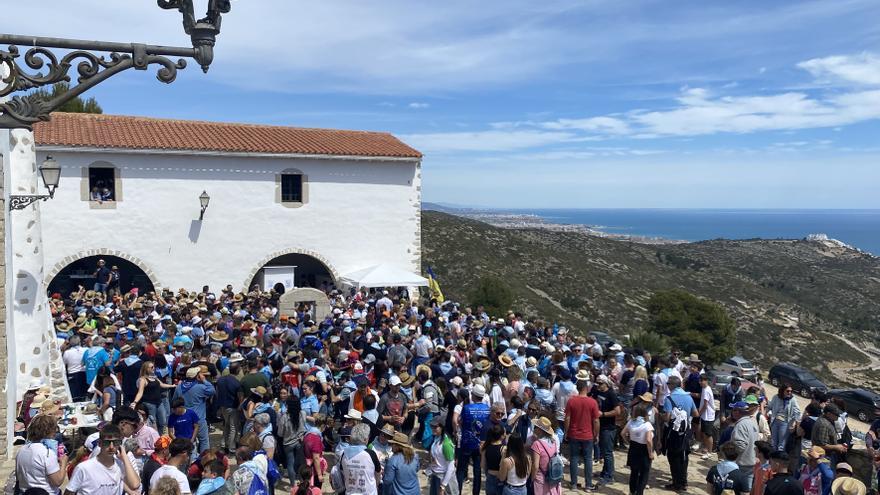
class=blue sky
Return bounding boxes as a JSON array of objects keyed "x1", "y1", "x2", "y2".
[{"x1": 13, "y1": 0, "x2": 880, "y2": 208}]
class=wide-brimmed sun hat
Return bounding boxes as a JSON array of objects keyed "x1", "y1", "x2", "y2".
[
  {"x1": 832, "y1": 477, "x2": 866, "y2": 495},
  {"x1": 533, "y1": 416, "x2": 554, "y2": 436}
]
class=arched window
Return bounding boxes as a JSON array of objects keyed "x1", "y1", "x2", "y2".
[
  {"x1": 81, "y1": 160, "x2": 121, "y2": 209},
  {"x1": 275, "y1": 167, "x2": 309, "y2": 208}
]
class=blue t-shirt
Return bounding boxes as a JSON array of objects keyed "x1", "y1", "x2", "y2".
[
  {"x1": 460, "y1": 402, "x2": 491, "y2": 451},
  {"x1": 664, "y1": 388, "x2": 697, "y2": 416},
  {"x1": 82, "y1": 347, "x2": 109, "y2": 385},
  {"x1": 169, "y1": 408, "x2": 200, "y2": 439}
]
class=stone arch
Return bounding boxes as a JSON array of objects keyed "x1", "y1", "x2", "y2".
[
  {"x1": 241, "y1": 248, "x2": 339, "y2": 291},
  {"x1": 278, "y1": 287, "x2": 332, "y2": 322},
  {"x1": 45, "y1": 248, "x2": 162, "y2": 290}
]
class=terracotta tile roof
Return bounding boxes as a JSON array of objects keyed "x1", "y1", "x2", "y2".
[{"x1": 34, "y1": 112, "x2": 422, "y2": 159}]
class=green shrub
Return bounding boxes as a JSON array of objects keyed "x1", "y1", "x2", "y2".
[{"x1": 469, "y1": 276, "x2": 514, "y2": 318}]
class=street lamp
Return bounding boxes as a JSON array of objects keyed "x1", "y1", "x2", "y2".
[
  {"x1": 9, "y1": 155, "x2": 62, "y2": 210},
  {"x1": 0, "y1": 0, "x2": 233, "y2": 129},
  {"x1": 199, "y1": 190, "x2": 210, "y2": 220}
]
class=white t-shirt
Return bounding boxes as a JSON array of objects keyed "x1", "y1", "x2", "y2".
[
  {"x1": 413, "y1": 335, "x2": 434, "y2": 358},
  {"x1": 490, "y1": 384, "x2": 507, "y2": 414},
  {"x1": 15, "y1": 442, "x2": 61, "y2": 493},
  {"x1": 63, "y1": 346, "x2": 87, "y2": 374},
  {"x1": 701, "y1": 385, "x2": 716, "y2": 421},
  {"x1": 67, "y1": 458, "x2": 127, "y2": 495},
  {"x1": 627, "y1": 419, "x2": 655, "y2": 444},
  {"x1": 150, "y1": 465, "x2": 192, "y2": 494}
]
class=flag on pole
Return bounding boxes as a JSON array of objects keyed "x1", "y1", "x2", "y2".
[{"x1": 426, "y1": 266, "x2": 444, "y2": 302}]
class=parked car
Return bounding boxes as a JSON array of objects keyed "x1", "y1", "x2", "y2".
[
  {"x1": 713, "y1": 356, "x2": 759, "y2": 380},
  {"x1": 827, "y1": 388, "x2": 880, "y2": 422},
  {"x1": 768, "y1": 362, "x2": 828, "y2": 398},
  {"x1": 705, "y1": 369, "x2": 757, "y2": 400},
  {"x1": 589, "y1": 330, "x2": 615, "y2": 348}
]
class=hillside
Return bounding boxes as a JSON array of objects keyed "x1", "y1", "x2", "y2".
[{"x1": 421, "y1": 211, "x2": 880, "y2": 388}]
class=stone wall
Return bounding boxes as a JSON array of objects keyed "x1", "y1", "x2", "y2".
[{"x1": 0, "y1": 143, "x2": 7, "y2": 457}]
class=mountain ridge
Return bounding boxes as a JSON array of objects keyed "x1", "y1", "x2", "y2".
[{"x1": 421, "y1": 210, "x2": 880, "y2": 388}]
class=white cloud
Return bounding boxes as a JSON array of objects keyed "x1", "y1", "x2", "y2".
[
  {"x1": 408, "y1": 102, "x2": 430, "y2": 109},
  {"x1": 401, "y1": 130, "x2": 576, "y2": 152},
  {"x1": 797, "y1": 53, "x2": 880, "y2": 85},
  {"x1": 541, "y1": 116, "x2": 630, "y2": 135}
]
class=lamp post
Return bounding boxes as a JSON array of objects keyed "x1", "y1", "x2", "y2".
[
  {"x1": 8, "y1": 155, "x2": 61, "y2": 210},
  {"x1": 199, "y1": 190, "x2": 210, "y2": 220}
]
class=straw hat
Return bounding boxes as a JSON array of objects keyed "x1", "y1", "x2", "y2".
[
  {"x1": 415, "y1": 364, "x2": 432, "y2": 379},
  {"x1": 474, "y1": 359, "x2": 492, "y2": 372},
  {"x1": 832, "y1": 477, "x2": 866, "y2": 495},
  {"x1": 380, "y1": 424, "x2": 397, "y2": 437},
  {"x1": 229, "y1": 352, "x2": 245, "y2": 363},
  {"x1": 498, "y1": 355, "x2": 514, "y2": 368},
  {"x1": 399, "y1": 372, "x2": 416, "y2": 387},
  {"x1": 388, "y1": 432, "x2": 412, "y2": 448},
  {"x1": 533, "y1": 416, "x2": 554, "y2": 436},
  {"x1": 575, "y1": 370, "x2": 591, "y2": 382},
  {"x1": 805, "y1": 446, "x2": 826, "y2": 459},
  {"x1": 40, "y1": 399, "x2": 60, "y2": 416},
  {"x1": 638, "y1": 392, "x2": 654, "y2": 403},
  {"x1": 240, "y1": 336, "x2": 257, "y2": 348},
  {"x1": 210, "y1": 331, "x2": 229, "y2": 342}
]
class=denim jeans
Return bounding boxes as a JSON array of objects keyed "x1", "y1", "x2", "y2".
[
  {"x1": 94, "y1": 282, "x2": 108, "y2": 293},
  {"x1": 502, "y1": 484, "x2": 527, "y2": 495},
  {"x1": 485, "y1": 473, "x2": 501, "y2": 495},
  {"x1": 283, "y1": 442, "x2": 303, "y2": 486},
  {"x1": 196, "y1": 419, "x2": 210, "y2": 454},
  {"x1": 455, "y1": 448, "x2": 482, "y2": 495},
  {"x1": 770, "y1": 420, "x2": 790, "y2": 451},
  {"x1": 599, "y1": 428, "x2": 616, "y2": 481},
  {"x1": 568, "y1": 438, "x2": 594, "y2": 488},
  {"x1": 222, "y1": 407, "x2": 242, "y2": 451},
  {"x1": 142, "y1": 401, "x2": 167, "y2": 434}
]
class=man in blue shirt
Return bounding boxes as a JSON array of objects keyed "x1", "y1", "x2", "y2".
[
  {"x1": 662, "y1": 375, "x2": 700, "y2": 491},
  {"x1": 174, "y1": 367, "x2": 216, "y2": 454},
  {"x1": 456, "y1": 384, "x2": 491, "y2": 495},
  {"x1": 82, "y1": 335, "x2": 110, "y2": 386}
]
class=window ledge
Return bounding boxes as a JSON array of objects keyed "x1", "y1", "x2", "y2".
[
  {"x1": 88, "y1": 201, "x2": 117, "y2": 210},
  {"x1": 280, "y1": 201, "x2": 306, "y2": 209}
]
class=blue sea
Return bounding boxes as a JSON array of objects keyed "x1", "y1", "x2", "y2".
[{"x1": 505, "y1": 209, "x2": 880, "y2": 255}]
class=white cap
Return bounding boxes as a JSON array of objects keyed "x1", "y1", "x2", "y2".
[
  {"x1": 364, "y1": 354, "x2": 376, "y2": 364},
  {"x1": 510, "y1": 339, "x2": 522, "y2": 348},
  {"x1": 389, "y1": 375, "x2": 402, "y2": 386},
  {"x1": 345, "y1": 409, "x2": 362, "y2": 420},
  {"x1": 472, "y1": 384, "x2": 486, "y2": 398}
]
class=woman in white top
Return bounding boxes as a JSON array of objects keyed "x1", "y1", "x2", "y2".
[
  {"x1": 428, "y1": 417, "x2": 458, "y2": 495},
  {"x1": 15, "y1": 414, "x2": 67, "y2": 494},
  {"x1": 498, "y1": 432, "x2": 530, "y2": 495},
  {"x1": 622, "y1": 403, "x2": 655, "y2": 495}
]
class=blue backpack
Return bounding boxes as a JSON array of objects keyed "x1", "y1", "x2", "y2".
[{"x1": 247, "y1": 472, "x2": 268, "y2": 495}]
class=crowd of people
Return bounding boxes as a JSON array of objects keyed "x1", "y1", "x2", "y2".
[{"x1": 10, "y1": 276, "x2": 875, "y2": 495}]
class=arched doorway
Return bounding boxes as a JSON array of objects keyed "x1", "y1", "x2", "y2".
[
  {"x1": 247, "y1": 253, "x2": 335, "y2": 292},
  {"x1": 47, "y1": 255, "x2": 156, "y2": 297}
]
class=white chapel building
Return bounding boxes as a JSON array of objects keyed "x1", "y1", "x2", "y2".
[{"x1": 33, "y1": 112, "x2": 423, "y2": 294}]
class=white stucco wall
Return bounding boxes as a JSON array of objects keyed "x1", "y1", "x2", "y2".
[{"x1": 36, "y1": 149, "x2": 421, "y2": 291}]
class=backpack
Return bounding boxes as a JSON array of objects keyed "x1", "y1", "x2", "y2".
[
  {"x1": 662, "y1": 398, "x2": 692, "y2": 454},
  {"x1": 538, "y1": 440, "x2": 564, "y2": 485},
  {"x1": 442, "y1": 434, "x2": 455, "y2": 461},
  {"x1": 709, "y1": 468, "x2": 739, "y2": 495},
  {"x1": 329, "y1": 452, "x2": 345, "y2": 494},
  {"x1": 246, "y1": 469, "x2": 268, "y2": 495}
]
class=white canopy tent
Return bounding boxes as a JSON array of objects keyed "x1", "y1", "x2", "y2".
[{"x1": 339, "y1": 263, "x2": 429, "y2": 288}]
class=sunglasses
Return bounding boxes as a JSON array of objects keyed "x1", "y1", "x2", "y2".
[{"x1": 100, "y1": 438, "x2": 120, "y2": 447}]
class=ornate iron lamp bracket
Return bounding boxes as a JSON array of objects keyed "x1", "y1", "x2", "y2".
[
  {"x1": 0, "y1": 0, "x2": 230, "y2": 130},
  {"x1": 8, "y1": 193, "x2": 52, "y2": 210}
]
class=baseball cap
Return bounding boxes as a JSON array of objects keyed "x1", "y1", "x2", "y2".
[{"x1": 389, "y1": 375, "x2": 402, "y2": 386}]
